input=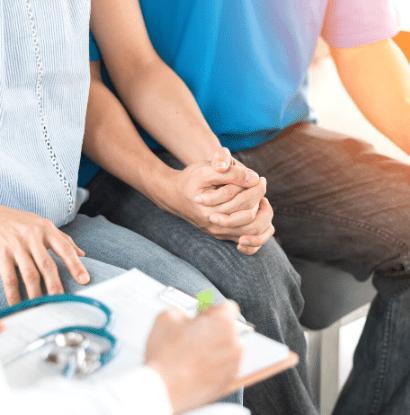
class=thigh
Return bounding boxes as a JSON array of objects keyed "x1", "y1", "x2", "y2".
[
  {"x1": 80, "y1": 171, "x2": 305, "y2": 342},
  {"x1": 0, "y1": 253, "x2": 126, "y2": 310},
  {"x1": 234, "y1": 122, "x2": 410, "y2": 281},
  {"x1": 0, "y1": 214, "x2": 227, "y2": 309},
  {"x1": 79, "y1": 159, "x2": 315, "y2": 414},
  {"x1": 60, "y1": 214, "x2": 227, "y2": 301}
]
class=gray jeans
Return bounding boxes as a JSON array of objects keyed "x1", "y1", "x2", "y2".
[{"x1": 80, "y1": 122, "x2": 410, "y2": 414}]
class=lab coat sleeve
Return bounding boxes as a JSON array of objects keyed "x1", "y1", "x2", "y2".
[{"x1": 0, "y1": 364, "x2": 173, "y2": 415}]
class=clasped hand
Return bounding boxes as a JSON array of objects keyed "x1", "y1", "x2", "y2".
[{"x1": 170, "y1": 148, "x2": 275, "y2": 255}]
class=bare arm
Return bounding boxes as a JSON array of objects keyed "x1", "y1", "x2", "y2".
[
  {"x1": 85, "y1": 0, "x2": 275, "y2": 254},
  {"x1": 330, "y1": 38, "x2": 410, "y2": 152},
  {"x1": 89, "y1": 0, "x2": 221, "y2": 165},
  {"x1": 83, "y1": 62, "x2": 273, "y2": 253}
]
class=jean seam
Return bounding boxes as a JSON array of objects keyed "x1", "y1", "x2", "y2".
[
  {"x1": 371, "y1": 281, "x2": 410, "y2": 414},
  {"x1": 370, "y1": 298, "x2": 393, "y2": 415},
  {"x1": 274, "y1": 205, "x2": 409, "y2": 251}
]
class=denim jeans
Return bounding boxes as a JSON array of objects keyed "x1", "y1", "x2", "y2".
[
  {"x1": 0, "y1": 214, "x2": 242, "y2": 406},
  {"x1": 80, "y1": 121, "x2": 410, "y2": 414}
]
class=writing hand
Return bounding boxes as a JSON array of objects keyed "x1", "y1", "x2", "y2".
[{"x1": 145, "y1": 300, "x2": 244, "y2": 414}]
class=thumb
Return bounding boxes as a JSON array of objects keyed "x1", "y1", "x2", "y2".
[{"x1": 211, "y1": 147, "x2": 232, "y2": 172}]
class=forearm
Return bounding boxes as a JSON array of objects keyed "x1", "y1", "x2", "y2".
[
  {"x1": 83, "y1": 77, "x2": 180, "y2": 213},
  {"x1": 108, "y1": 58, "x2": 222, "y2": 165},
  {"x1": 331, "y1": 39, "x2": 410, "y2": 152}
]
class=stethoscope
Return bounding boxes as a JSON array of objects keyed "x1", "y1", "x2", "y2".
[{"x1": 0, "y1": 294, "x2": 119, "y2": 378}]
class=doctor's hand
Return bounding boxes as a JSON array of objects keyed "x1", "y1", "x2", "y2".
[
  {"x1": 0, "y1": 205, "x2": 90, "y2": 306},
  {"x1": 145, "y1": 300, "x2": 244, "y2": 414}
]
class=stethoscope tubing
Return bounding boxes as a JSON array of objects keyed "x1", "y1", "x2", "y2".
[{"x1": 0, "y1": 294, "x2": 119, "y2": 369}]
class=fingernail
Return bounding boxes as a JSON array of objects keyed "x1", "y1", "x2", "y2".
[
  {"x1": 241, "y1": 239, "x2": 249, "y2": 246},
  {"x1": 238, "y1": 245, "x2": 247, "y2": 253},
  {"x1": 79, "y1": 273, "x2": 90, "y2": 284},
  {"x1": 194, "y1": 195, "x2": 203, "y2": 204},
  {"x1": 246, "y1": 171, "x2": 259, "y2": 184},
  {"x1": 210, "y1": 215, "x2": 219, "y2": 224},
  {"x1": 216, "y1": 162, "x2": 227, "y2": 170}
]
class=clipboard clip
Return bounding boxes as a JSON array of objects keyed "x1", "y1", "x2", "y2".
[{"x1": 158, "y1": 286, "x2": 255, "y2": 336}]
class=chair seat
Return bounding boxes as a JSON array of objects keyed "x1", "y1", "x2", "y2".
[{"x1": 289, "y1": 257, "x2": 377, "y2": 330}]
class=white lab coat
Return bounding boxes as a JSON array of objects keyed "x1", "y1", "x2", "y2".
[{"x1": 0, "y1": 364, "x2": 250, "y2": 415}]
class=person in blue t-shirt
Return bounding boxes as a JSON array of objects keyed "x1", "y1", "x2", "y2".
[{"x1": 80, "y1": 0, "x2": 410, "y2": 414}]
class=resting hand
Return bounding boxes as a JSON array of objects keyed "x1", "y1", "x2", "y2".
[
  {"x1": 0, "y1": 206, "x2": 90, "y2": 306},
  {"x1": 199, "y1": 148, "x2": 275, "y2": 255},
  {"x1": 145, "y1": 301, "x2": 244, "y2": 414},
  {"x1": 168, "y1": 160, "x2": 263, "y2": 239}
]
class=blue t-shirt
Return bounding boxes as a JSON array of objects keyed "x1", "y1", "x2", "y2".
[
  {"x1": 81, "y1": 0, "x2": 398, "y2": 187},
  {"x1": 81, "y1": 1, "x2": 317, "y2": 186}
]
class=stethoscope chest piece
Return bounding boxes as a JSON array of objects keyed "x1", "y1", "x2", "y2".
[{"x1": 0, "y1": 294, "x2": 119, "y2": 379}]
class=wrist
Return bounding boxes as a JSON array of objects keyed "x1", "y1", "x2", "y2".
[
  {"x1": 146, "y1": 361, "x2": 181, "y2": 414},
  {"x1": 147, "y1": 167, "x2": 183, "y2": 216},
  {"x1": 183, "y1": 132, "x2": 222, "y2": 165}
]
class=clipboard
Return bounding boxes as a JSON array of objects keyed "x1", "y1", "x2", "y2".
[
  {"x1": 158, "y1": 285, "x2": 299, "y2": 396},
  {"x1": 0, "y1": 269, "x2": 298, "y2": 396}
]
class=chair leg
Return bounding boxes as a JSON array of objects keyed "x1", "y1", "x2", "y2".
[
  {"x1": 305, "y1": 322, "x2": 341, "y2": 415},
  {"x1": 320, "y1": 320, "x2": 341, "y2": 415}
]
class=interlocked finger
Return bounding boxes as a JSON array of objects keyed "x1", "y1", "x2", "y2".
[
  {"x1": 198, "y1": 184, "x2": 243, "y2": 206},
  {"x1": 210, "y1": 202, "x2": 259, "y2": 228},
  {"x1": 210, "y1": 177, "x2": 267, "y2": 215}
]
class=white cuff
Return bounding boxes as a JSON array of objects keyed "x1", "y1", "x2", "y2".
[{"x1": 108, "y1": 365, "x2": 173, "y2": 414}]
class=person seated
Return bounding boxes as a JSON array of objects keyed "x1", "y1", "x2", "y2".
[
  {"x1": 82, "y1": 0, "x2": 410, "y2": 414},
  {"x1": 0, "y1": 302, "x2": 248, "y2": 414},
  {"x1": 0, "y1": 0, "x2": 250, "y2": 407}
]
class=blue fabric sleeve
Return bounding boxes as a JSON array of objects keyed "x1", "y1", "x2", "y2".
[{"x1": 89, "y1": 32, "x2": 102, "y2": 61}]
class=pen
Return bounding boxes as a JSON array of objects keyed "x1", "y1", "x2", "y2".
[{"x1": 159, "y1": 286, "x2": 256, "y2": 335}]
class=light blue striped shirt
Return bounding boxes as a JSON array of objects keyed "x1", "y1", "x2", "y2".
[{"x1": 0, "y1": 0, "x2": 91, "y2": 227}]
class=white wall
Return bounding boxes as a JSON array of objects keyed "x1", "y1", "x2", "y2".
[{"x1": 396, "y1": 0, "x2": 410, "y2": 30}]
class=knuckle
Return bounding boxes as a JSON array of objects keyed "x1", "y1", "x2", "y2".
[
  {"x1": 25, "y1": 268, "x2": 40, "y2": 282},
  {"x1": 199, "y1": 166, "x2": 209, "y2": 179},
  {"x1": 223, "y1": 186, "x2": 234, "y2": 200},
  {"x1": 8, "y1": 235, "x2": 23, "y2": 248},
  {"x1": 48, "y1": 284, "x2": 64, "y2": 295},
  {"x1": 6, "y1": 290, "x2": 20, "y2": 304},
  {"x1": 248, "y1": 225, "x2": 261, "y2": 236},
  {"x1": 42, "y1": 219, "x2": 55, "y2": 231},
  {"x1": 69, "y1": 262, "x2": 85, "y2": 276},
  {"x1": 249, "y1": 209, "x2": 257, "y2": 222},
  {"x1": 40, "y1": 257, "x2": 57, "y2": 272},
  {"x1": 61, "y1": 243, "x2": 74, "y2": 256},
  {"x1": 22, "y1": 225, "x2": 38, "y2": 238},
  {"x1": 64, "y1": 234, "x2": 75, "y2": 244},
  {"x1": 2, "y1": 274, "x2": 18, "y2": 287},
  {"x1": 0, "y1": 246, "x2": 11, "y2": 259}
]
